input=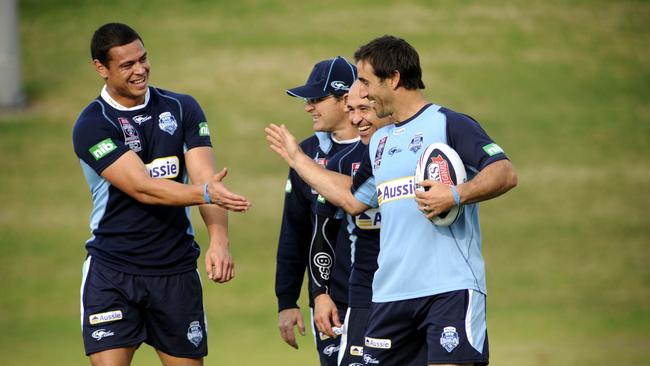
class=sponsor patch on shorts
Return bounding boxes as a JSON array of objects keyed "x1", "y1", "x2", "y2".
[
  {"x1": 350, "y1": 345, "x2": 363, "y2": 356},
  {"x1": 89, "y1": 310, "x2": 123, "y2": 325},
  {"x1": 365, "y1": 336, "x2": 391, "y2": 349}
]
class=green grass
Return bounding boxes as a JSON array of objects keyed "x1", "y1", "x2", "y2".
[{"x1": 1, "y1": 0, "x2": 649, "y2": 365}]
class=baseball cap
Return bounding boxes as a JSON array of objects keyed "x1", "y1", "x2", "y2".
[{"x1": 286, "y1": 56, "x2": 357, "y2": 99}]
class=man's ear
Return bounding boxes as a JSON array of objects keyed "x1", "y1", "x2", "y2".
[
  {"x1": 93, "y1": 59, "x2": 109, "y2": 80},
  {"x1": 388, "y1": 70, "x2": 401, "y2": 91}
]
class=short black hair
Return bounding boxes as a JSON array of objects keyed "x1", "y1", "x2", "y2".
[
  {"x1": 354, "y1": 35, "x2": 425, "y2": 90},
  {"x1": 91, "y1": 23, "x2": 143, "y2": 66}
]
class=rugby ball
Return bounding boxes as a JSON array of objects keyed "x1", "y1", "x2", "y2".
[{"x1": 414, "y1": 143, "x2": 467, "y2": 226}]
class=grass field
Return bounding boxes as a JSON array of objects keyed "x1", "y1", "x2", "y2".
[{"x1": 1, "y1": 0, "x2": 649, "y2": 365}]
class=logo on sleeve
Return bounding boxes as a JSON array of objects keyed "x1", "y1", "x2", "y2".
[
  {"x1": 145, "y1": 156, "x2": 180, "y2": 179},
  {"x1": 198, "y1": 122, "x2": 210, "y2": 137},
  {"x1": 89, "y1": 138, "x2": 117, "y2": 160},
  {"x1": 89, "y1": 310, "x2": 123, "y2": 325},
  {"x1": 314, "y1": 252, "x2": 332, "y2": 280},
  {"x1": 317, "y1": 194, "x2": 326, "y2": 204},
  {"x1": 482, "y1": 143, "x2": 503, "y2": 156}
]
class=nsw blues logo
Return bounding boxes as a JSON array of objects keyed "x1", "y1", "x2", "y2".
[
  {"x1": 158, "y1": 112, "x2": 178, "y2": 135},
  {"x1": 408, "y1": 132, "x2": 424, "y2": 153},
  {"x1": 187, "y1": 321, "x2": 203, "y2": 347},
  {"x1": 440, "y1": 326, "x2": 459, "y2": 352}
]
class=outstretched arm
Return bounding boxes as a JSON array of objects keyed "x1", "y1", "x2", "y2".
[
  {"x1": 101, "y1": 149, "x2": 251, "y2": 212},
  {"x1": 265, "y1": 123, "x2": 369, "y2": 215}
]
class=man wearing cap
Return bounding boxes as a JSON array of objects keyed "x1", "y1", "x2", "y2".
[{"x1": 275, "y1": 56, "x2": 359, "y2": 365}]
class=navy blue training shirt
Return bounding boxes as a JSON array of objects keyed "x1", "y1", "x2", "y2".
[
  {"x1": 275, "y1": 133, "x2": 358, "y2": 311},
  {"x1": 318, "y1": 141, "x2": 380, "y2": 308},
  {"x1": 72, "y1": 86, "x2": 212, "y2": 275}
]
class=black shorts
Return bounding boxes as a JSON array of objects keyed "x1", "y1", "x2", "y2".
[
  {"x1": 311, "y1": 301, "x2": 348, "y2": 366},
  {"x1": 80, "y1": 256, "x2": 207, "y2": 358},
  {"x1": 364, "y1": 290, "x2": 489, "y2": 365}
]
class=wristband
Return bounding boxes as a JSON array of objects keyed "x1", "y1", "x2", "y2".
[
  {"x1": 203, "y1": 183, "x2": 212, "y2": 204},
  {"x1": 450, "y1": 185, "x2": 461, "y2": 206}
]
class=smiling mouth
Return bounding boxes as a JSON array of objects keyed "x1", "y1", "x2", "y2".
[
  {"x1": 358, "y1": 124, "x2": 371, "y2": 133},
  {"x1": 130, "y1": 77, "x2": 147, "y2": 85}
]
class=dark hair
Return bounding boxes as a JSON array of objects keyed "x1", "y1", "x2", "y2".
[
  {"x1": 353, "y1": 35, "x2": 425, "y2": 90},
  {"x1": 91, "y1": 23, "x2": 143, "y2": 66}
]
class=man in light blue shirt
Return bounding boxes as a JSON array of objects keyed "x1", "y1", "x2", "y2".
[{"x1": 266, "y1": 35, "x2": 517, "y2": 366}]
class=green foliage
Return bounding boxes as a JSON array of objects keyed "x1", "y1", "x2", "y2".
[{"x1": 1, "y1": 0, "x2": 648, "y2": 365}]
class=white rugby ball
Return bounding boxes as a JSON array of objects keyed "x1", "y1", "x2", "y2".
[{"x1": 414, "y1": 143, "x2": 467, "y2": 226}]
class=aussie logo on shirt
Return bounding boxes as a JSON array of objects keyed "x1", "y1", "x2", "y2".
[
  {"x1": 145, "y1": 156, "x2": 180, "y2": 179},
  {"x1": 356, "y1": 207, "x2": 381, "y2": 230},
  {"x1": 376, "y1": 176, "x2": 416, "y2": 205},
  {"x1": 158, "y1": 112, "x2": 178, "y2": 135}
]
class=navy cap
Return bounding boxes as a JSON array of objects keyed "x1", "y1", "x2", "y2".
[{"x1": 286, "y1": 56, "x2": 357, "y2": 99}]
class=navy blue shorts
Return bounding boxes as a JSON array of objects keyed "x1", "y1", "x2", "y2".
[
  {"x1": 338, "y1": 307, "x2": 368, "y2": 366},
  {"x1": 80, "y1": 256, "x2": 207, "y2": 358},
  {"x1": 339, "y1": 306, "x2": 427, "y2": 366},
  {"x1": 364, "y1": 290, "x2": 489, "y2": 365},
  {"x1": 311, "y1": 301, "x2": 348, "y2": 366}
]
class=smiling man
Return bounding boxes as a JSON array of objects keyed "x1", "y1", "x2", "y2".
[
  {"x1": 275, "y1": 56, "x2": 359, "y2": 365},
  {"x1": 73, "y1": 23, "x2": 250, "y2": 366},
  {"x1": 267, "y1": 35, "x2": 518, "y2": 366}
]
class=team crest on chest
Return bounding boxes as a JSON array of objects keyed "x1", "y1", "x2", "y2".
[
  {"x1": 158, "y1": 112, "x2": 178, "y2": 135},
  {"x1": 408, "y1": 132, "x2": 423, "y2": 153},
  {"x1": 118, "y1": 117, "x2": 142, "y2": 152}
]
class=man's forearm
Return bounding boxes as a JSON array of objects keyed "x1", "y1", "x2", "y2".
[
  {"x1": 457, "y1": 159, "x2": 518, "y2": 205},
  {"x1": 291, "y1": 153, "x2": 362, "y2": 213}
]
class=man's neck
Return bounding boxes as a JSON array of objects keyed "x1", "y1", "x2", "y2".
[
  {"x1": 391, "y1": 90, "x2": 428, "y2": 124},
  {"x1": 331, "y1": 123, "x2": 360, "y2": 142}
]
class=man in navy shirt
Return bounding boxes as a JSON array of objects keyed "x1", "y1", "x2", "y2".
[
  {"x1": 275, "y1": 56, "x2": 359, "y2": 365},
  {"x1": 73, "y1": 23, "x2": 250, "y2": 366}
]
